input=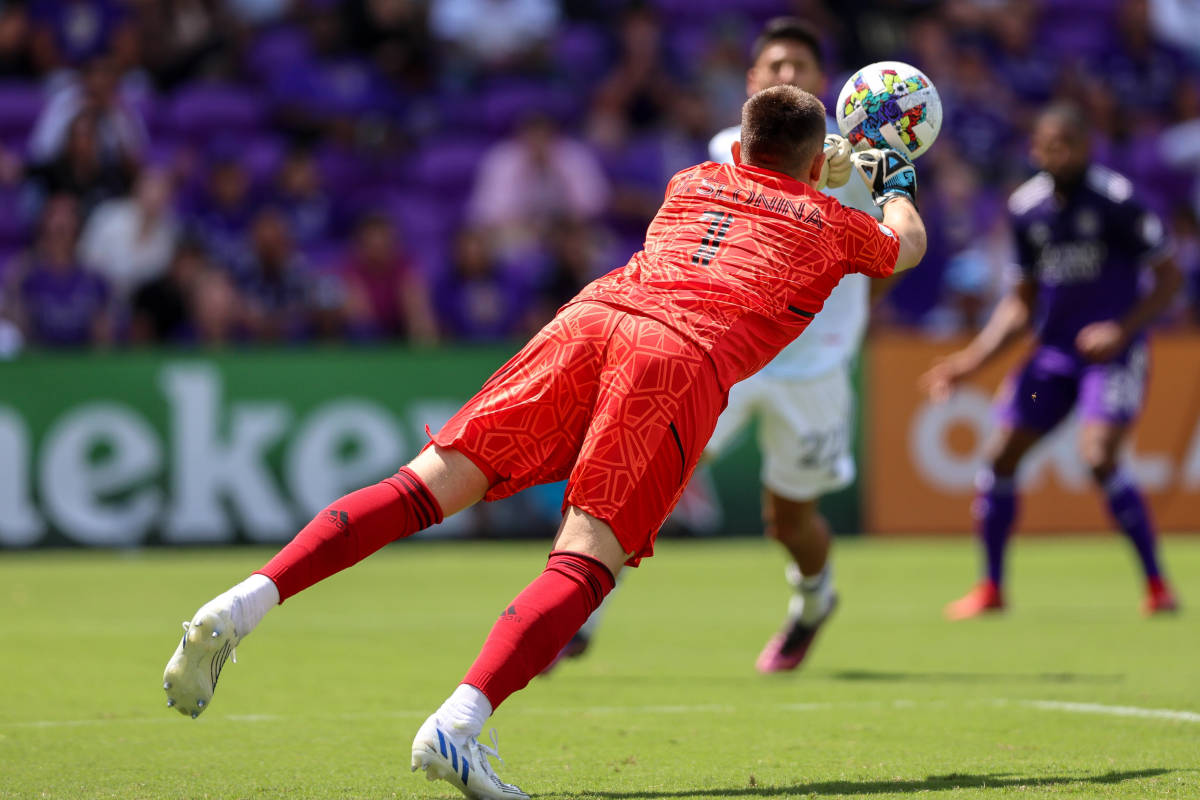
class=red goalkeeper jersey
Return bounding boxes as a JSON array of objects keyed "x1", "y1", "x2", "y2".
[{"x1": 570, "y1": 160, "x2": 899, "y2": 390}]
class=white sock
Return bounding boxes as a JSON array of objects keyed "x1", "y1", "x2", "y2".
[
  {"x1": 436, "y1": 684, "x2": 493, "y2": 742},
  {"x1": 206, "y1": 574, "x2": 279, "y2": 638},
  {"x1": 786, "y1": 563, "x2": 834, "y2": 626}
]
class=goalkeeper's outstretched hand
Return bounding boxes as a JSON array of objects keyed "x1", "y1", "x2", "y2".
[
  {"x1": 820, "y1": 134, "x2": 853, "y2": 189},
  {"x1": 852, "y1": 148, "x2": 918, "y2": 207}
]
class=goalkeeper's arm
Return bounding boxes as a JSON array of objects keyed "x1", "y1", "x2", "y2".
[
  {"x1": 853, "y1": 147, "x2": 925, "y2": 272},
  {"x1": 881, "y1": 196, "x2": 926, "y2": 273}
]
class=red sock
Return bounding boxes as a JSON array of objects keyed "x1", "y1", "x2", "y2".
[
  {"x1": 257, "y1": 467, "x2": 442, "y2": 602},
  {"x1": 463, "y1": 551, "x2": 615, "y2": 709}
]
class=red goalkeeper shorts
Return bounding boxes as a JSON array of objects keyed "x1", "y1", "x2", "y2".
[{"x1": 431, "y1": 300, "x2": 725, "y2": 566}]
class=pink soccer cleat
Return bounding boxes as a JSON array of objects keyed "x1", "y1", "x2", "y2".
[{"x1": 755, "y1": 594, "x2": 837, "y2": 674}]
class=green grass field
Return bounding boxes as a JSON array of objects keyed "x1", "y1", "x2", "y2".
[{"x1": 3, "y1": 536, "x2": 1199, "y2": 799}]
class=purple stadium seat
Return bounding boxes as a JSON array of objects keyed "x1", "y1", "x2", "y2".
[
  {"x1": 383, "y1": 191, "x2": 459, "y2": 240},
  {"x1": 668, "y1": 25, "x2": 714, "y2": 76},
  {"x1": 409, "y1": 137, "x2": 490, "y2": 192},
  {"x1": 165, "y1": 86, "x2": 266, "y2": 141},
  {"x1": 245, "y1": 26, "x2": 312, "y2": 83},
  {"x1": 553, "y1": 24, "x2": 611, "y2": 83},
  {"x1": 143, "y1": 138, "x2": 183, "y2": 170},
  {"x1": 302, "y1": 240, "x2": 346, "y2": 272},
  {"x1": 480, "y1": 83, "x2": 573, "y2": 134},
  {"x1": 316, "y1": 147, "x2": 365, "y2": 194},
  {"x1": 0, "y1": 84, "x2": 46, "y2": 136},
  {"x1": 0, "y1": 186, "x2": 28, "y2": 246},
  {"x1": 242, "y1": 134, "x2": 286, "y2": 183}
]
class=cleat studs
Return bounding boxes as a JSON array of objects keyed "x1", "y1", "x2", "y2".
[
  {"x1": 196, "y1": 699, "x2": 205, "y2": 707},
  {"x1": 167, "y1": 699, "x2": 175, "y2": 707},
  {"x1": 212, "y1": 630, "x2": 220, "y2": 638},
  {"x1": 191, "y1": 711, "x2": 199, "y2": 719},
  {"x1": 163, "y1": 681, "x2": 171, "y2": 689}
]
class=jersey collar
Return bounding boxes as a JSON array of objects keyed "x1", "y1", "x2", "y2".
[{"x1": 734, "y1": 162, "x2": 817, "y2": 196}]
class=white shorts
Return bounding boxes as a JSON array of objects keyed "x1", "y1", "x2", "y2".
[{"x1": 705, "y1": 365, "x2": 855, "y2": 502}]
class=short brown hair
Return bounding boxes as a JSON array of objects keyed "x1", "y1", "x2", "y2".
[
  {"x1": 739, "y1": 84, "x2": 826, "y2": 176},
  {"x1": 751, "y1": 17, "x2": 824, "y2": 67}
]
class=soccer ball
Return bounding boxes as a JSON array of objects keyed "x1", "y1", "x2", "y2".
[{"x1": 836, "y1": 61, "x2": 942, "y2": 160}]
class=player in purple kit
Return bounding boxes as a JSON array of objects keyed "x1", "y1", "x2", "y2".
[{"x1": 922, "y1": 104, "x2": 1183, "y2": 619}]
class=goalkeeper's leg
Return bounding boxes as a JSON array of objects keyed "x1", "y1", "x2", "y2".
[{"x1": 163, "y1": 446, "x2": 487, "y2": 719}]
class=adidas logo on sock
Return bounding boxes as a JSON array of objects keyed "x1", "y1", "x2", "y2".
[
  {"x1": 326, "y1": 509, "x2": 350, "y2": 531},
  {"x1": 499, "y1": 604, "x2": 520, "y2": 621}
]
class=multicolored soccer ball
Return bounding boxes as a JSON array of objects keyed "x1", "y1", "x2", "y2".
[{"x1": 836, "y1": 61, "x2": 942, "y2": 160}]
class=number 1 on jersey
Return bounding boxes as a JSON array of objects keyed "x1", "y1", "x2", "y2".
[{"x1": 693, "y1": 210, "x2": 734, "y2": 266}]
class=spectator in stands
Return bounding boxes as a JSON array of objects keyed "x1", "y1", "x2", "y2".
[
  {"x1": 1150, "y1": 0, "x2": 1200, "y2": 60},
  {"x1": 1159, "y1": 77, "x2": 1200, "y2": 216},
  {"x1": 3, "y1": 194, "x2": 111, "y2": 348},
  {"x1": 27, "y1": 56, "x2": 146, "y2": 169},
  {"x1": 0, "y1": 3, "x2": 36, "y2": 78},
  {"x1": 239, "y1": 207, "x2": 319, "y2": 342},
  {"x1": 188, "y1": 151, "x2": 258, "y2": 279},
  {"x1": 588, "y1": 4, "x2": 679, "y2": 147},
  {"x1": 136, "y1": 0, "x2": 238, "y2": 91},
  {"x1": 129, "y1": 237, "x2": 209, "y2": 344},
  {"x1": 346, "y1": 0, "x2": 434, "y2": 90},
  {"x1": 192, "y1": 265, "x2": 244, "y2": 347},
  {"x1": 342, "y1": 212, "x2": 438, "y2": 343},
  {"x1": 429, "y1": 0, "x2": 559, "y2": 73},
  {"x1": 519, "y1": 218, "x2": 608, "y2": 333},
  {"x1": 988, "y1": 0, "x2": 1057, "y2": 110},
  {"x1": 468, "y1": 113, "x2": 609, "y2": 251},
  {"x1": 1104, "y1": 0, "x2": 1184, "y2": 123},
  {"x1": 434, "y1": 226, "x2": 529, "y2": 342},
  {"x1": 24, "y1": 110, "x2": 135, "y2": 219},
  {"x1": 79, "y1": 166, "x2": 179, "y2": 305},
  {"x1": 29, "y1": 0, "x2": 138, "y2": 72},
  {"x1": 940, "y1": 43, "x2": 1020, "y2": 184},
  {"x1": 271, "y1": 146, "x2": 338, "y2": 252}
]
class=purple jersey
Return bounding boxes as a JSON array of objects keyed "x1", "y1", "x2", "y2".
[
  {"x1": 18, "y1": 260, "x2": 109, "y2": 347},
  {"x1": 1008, "y1": 165, "x2": 1170, "y2": 356}
]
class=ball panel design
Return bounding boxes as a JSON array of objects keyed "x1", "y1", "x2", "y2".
[{"x1": 836, "y1": 61, "x2": 942, "y2": 160}]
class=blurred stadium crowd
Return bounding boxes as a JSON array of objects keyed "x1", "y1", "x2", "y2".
[{"x1": 0, "y1": 0, "x2": 1197, "y2": 353}]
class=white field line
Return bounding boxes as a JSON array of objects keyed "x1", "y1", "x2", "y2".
[
  {"x1": 1022, "y1": 699, "x2": 1200, "y2": 723},
  {"x1": 3, "y1": 698, "x2": 1198, "y2": 730}
]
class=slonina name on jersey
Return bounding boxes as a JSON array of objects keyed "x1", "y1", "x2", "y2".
[{"x1": 684, "y1": 177, "x2": 827, "y2": 230}]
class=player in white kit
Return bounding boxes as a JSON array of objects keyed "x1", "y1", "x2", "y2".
[
  {"x1": 705, "y1": 18, "x2": 882, "y2": 673},
  {"x1": 544, "y1": 18, "x2": 885, "y2": 675}
]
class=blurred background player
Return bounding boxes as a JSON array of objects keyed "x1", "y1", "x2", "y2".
[
  {"x1": 923, "y1": 103, "x2": 1183, "y2": 620},
  {"x1": 555, "y1": 17, "x2": 883, "y2": 675},
  {"x1": 162, "y1": 84, "x2": 927, "y2": 800}
]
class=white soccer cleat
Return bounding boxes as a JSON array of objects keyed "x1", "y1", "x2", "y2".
[
  {"x1": 162, "y1": 601, "x2": 239, "y2": 719},
  {"x1": 410, "y1": 715, "x2": 529, "y2": 800}
]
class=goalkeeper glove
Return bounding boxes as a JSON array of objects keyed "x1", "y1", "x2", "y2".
[
  {"x1": 818, "y1": 134, "x2": 853, "y2": 190},
  {"x1": 851, "y1": 147, "x2": 918, "y2": 207}
]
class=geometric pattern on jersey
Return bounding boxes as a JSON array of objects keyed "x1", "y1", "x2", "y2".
[
  {"x1": 432, "y1": 301, "x2": 725, "y2": 566},
  {"x1": 570, "y1": 161, "x2": 898, "y2": 391}
]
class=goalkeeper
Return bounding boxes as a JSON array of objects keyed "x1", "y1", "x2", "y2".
[{"x1": 551, "y1": 18, "x2": 906, "y2": 676}]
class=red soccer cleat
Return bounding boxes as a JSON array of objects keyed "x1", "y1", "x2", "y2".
[
  {"x1": 944, "y1": 580, "x2": 1005, "y2": 621},
  {"x1": 1143, "y1": 579, "x2": 1179, "y2": 616},
  {"x1": 755, "y1": 595, "x2": 837, "y2": 674}
]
